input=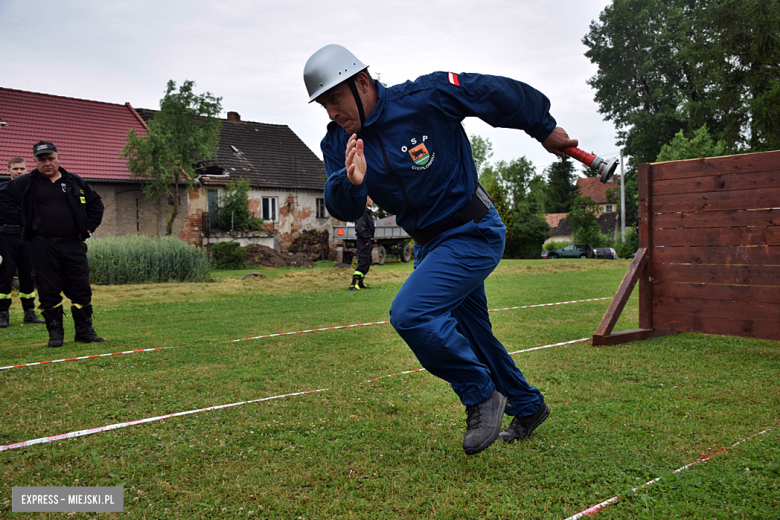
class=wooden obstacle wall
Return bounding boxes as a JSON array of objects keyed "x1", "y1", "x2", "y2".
[{"x1": 594, "y1": 150, "x2": 780, "y2": 346}]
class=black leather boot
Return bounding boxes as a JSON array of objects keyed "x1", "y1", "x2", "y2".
[
  {"x1": 23, "y1": 308, "x2": 45, "y2": 324},
  {"x1": 357, "y1": 276, "x2": 372, "y2": 289},
  {"x1": 72, "y1": 304, "x2": 104, "y2": 343},
  {"x1": 42, "y1": 307, "x2": 65, "y2": 348},
  {"x1": 349, "y1": 274, "x2": 360, "y2": 291},
  {"x1": 0, "y1": 311, "x2": 9, "y2": 328}
]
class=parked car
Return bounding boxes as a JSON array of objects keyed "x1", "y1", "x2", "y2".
[
  {"x1": 541, "y1": 250, "x2": 551, "y2": 259},
  {"x1": 593, "y1": 247, "x2": 618, "y2": 259},
  {"x1": 547, "y1": 243, "x2": 593, "y2": 259}
]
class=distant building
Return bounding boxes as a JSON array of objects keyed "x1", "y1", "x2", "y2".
[
  {"x1": 0, "y1": 87, "x2": 183, "y2": 238},
  {"x1": 576, "y1": 177, "x2": 619, "y2": 214},
  {"x1": 544, "y1": 177, "x2": 621, "y2": 244},
  {"x1": 136, "y1": 110, "x2": 329, "y2": 250}
]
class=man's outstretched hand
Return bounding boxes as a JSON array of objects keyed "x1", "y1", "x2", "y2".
[
  {"x1": 542, "y1": 127, "x2": 578, "y2": 158},
  {"x1": 346, "y1": 134, "x2": 367, "y2": 185}
]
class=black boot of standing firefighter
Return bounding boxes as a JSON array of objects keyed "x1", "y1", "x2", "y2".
[
  {"x1": 349, "y1": 272, "x2": 372, "y2": 291},
  {"x1": 71, "y1": 304, "x2": 104, "y2": 343},
  {"x1": 42, "y1": 307, "x2": 65, "y2": 348}
]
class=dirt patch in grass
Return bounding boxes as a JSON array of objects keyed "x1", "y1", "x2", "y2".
[
  {"x1": 493, "y1": 259, "x2": 631, "y2": 276},
  {"x1": 91, "y1": 266, "x2": 412, "y2": 306}
]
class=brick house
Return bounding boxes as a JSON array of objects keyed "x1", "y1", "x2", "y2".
[
  {"x1": 136, "y1": 110, "x2": 329, "y2": 250},
  {"x1": 0, "y1": 87, "x2": 186, "y2": 238},
  {"x1": 575, "y1": 177, "x2": 620, "y2": 214},
  {"x1": 544, "y1": 177, "x2": 621, "y2": 244}
]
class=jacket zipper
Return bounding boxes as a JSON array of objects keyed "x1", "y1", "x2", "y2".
[{"x1": 364, "y1": 129, "x2": 421, "y2": 231}]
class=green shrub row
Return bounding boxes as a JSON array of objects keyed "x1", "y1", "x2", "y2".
[
  {"x1": 87, "y1": 235, "x2": 212, "y2": 285},
  {"x1": 210, "y1": 241, "x2": 247, "y2": 270}
]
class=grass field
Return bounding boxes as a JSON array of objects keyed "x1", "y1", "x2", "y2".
[{"x1": 1, "y1": 259, "x2": 778, "y2": 519}]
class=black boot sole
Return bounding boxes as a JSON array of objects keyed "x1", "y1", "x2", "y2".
[{"x1": 464, "y1": 393, "x2": 507, "y2": 455}]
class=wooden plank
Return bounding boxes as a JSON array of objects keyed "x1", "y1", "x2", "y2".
[
  {"x1": 653, "y1": 312, "x2": 780, "y2": 341},
  {"x1": 653, "y1": 226, "x2": 780, "y2": 247},
  {"x1": 593, "y1": 328, "x2": 676, "y2": 347},
  {"x1": 652, "y1": 296, "x2": 780, "y2": 324},
  {"x1": 652, "y1": 169, "x2": 780, "y2": 196},
  {"x1": 654, "y1": 282, "x2": 780, "y2": 304},
  {"x1": 653, "y1": 209, "x2": 780, "y2": 229},
  {"x1": 638, "y1": 164, "x2": 652, "y2": 330},
  {"x1": 650, "y1": 245, "x2": 780, "y2": 266},
  {"x1": 651, "y1": 187, "x2": 780, "y2": 213},
  {"x1": 595, "y1": 247, "x2": 648, "y2": 337},
  {"x1": 649, "y1": 150, "x2": 780, "y2": 181},
  {"x1": 650, "y1": 264, "x2": 780, "y2": 286}
]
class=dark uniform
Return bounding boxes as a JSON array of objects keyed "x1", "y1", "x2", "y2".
[
  {"x1": 350, "y1": 207, "x2": 375, "y2": 290},
  {"x1": 0, "y1": 143, "x2": 105, "y2": 347},
  {"x1": 0, "y1": 188, "x2": 44, "y2": 326}
]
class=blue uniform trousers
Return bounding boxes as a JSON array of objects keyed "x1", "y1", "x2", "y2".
[{"x1": 389, "y1": 206, "x2": 544, "y2": 416}]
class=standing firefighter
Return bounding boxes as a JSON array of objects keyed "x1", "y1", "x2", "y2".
[
  {"x1": 0, "y1": 141, "x2": 105, "y2": 348},
  {"x1": 0, "y1": 157, "x2": 45, "y2": 327},
  {"x1": 350, "y1": 196, "x2": 375, "y2": 291},
  {"x1": 305, "y1": 45, "x2": 577, "y2": 455}
]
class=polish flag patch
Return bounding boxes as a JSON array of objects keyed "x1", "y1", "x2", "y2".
[{"x1": 447, "y1": 72, "x2": 460, "y2": 86}]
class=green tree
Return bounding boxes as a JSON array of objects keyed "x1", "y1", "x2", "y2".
[
  {"x1": 495, "y1": 157, "x2": 536, "y2": 211},
  {"x1": 567, "y1": 195, "x2": 603, "y2": 247},
  {"x1": 698, "y1": 0, "x2": 780, "y2": 151},
  {"x1": 656, "y1": 124, "x2": 727, "y2": 162},
  {"x1": 470, "y1": 134, "x2": 494, "y2": 175},
  {"x1": 215, "y1": 178, "x2": 262, "y2": 231},
  {"x1": 545, "y1": 157, "x2": 578, "y2": 213},
  {"x1": 584, "y1": 0, "x2": 780, "y2": 162},
  {"x1": 122, "y1": 80, "x2": 222, "y2": 235},
  {"x1": 527, "y1": 173, "x2": 548, "y2": 214},
  {"x1": 505, "y1": 203, "x2": 550, "y2": 259}
]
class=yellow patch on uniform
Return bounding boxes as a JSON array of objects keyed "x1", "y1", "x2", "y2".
[{"x1": 80, "y1": 196, "x2": 86, "y2": 204}]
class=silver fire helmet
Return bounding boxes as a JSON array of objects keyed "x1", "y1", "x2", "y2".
[{"x1": 303, "y1": 44, "x2": 368, "y2": 103}]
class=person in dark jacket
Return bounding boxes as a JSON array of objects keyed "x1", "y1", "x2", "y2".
[
  {"x1": 0, "y1": 157, "x2": 45, "y2": 327},
  {"x1": 0, "y1": 141, "x2": 105, "y2": 348},
  {"x1": 304, "y1": 45, "x2": 575, "y2": 455},
  {"x1": 350, "y1": 196, "x2": 375, "y2": 291}
]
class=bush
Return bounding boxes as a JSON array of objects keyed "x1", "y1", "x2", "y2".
[
  {"x1": 611, "y1": 228, "x2": 639, "y2": 258},
  {"x1": 544, "y1": 240, "x2": 569, "y2": 251},
  {"x1": 88, "y1": 235, "x2": 212, "y2": 284},
  {"x1": 210, "y1": 241, "x2": 247, "y2": 270},
  {"x1": 504, "y1": 207, "x2": 550, "y2": 259},
  {"x1": 215, "y1": 178, "x2": 262, "y2": 231}
]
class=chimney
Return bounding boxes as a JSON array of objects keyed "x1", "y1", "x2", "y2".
[{"x1": 227, "y1": 111, "x2": 241, "y2": 122}]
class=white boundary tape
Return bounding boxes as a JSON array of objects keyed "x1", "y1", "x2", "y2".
[
  {"x1": 367, "y1": 338, "x2": 590, "y2": 382},
  {"x1": 565, "y1": 427, "x2": 774, "y2": 519},
  {"x1": 0, "y1": 389, "x2": 328, "y2": 452},
  {"x1": 1, "y1": 297, "x2": 611, "y2": 371},
  {"x1": 0, "y1": 335, "x2": 590, "y2": 452}
]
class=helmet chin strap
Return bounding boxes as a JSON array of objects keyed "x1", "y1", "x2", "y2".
[{"x1": 346, "y1": 76, "x2": 366, "y2": 133}]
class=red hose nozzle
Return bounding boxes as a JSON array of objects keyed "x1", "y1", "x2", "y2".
[{"x1": 561, "y1": 147, "x2": 618, "y2": 183}]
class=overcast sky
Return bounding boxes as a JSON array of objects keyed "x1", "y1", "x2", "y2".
[{"x1": 0, "y1": 0, "x2": 619, "y2": 177}]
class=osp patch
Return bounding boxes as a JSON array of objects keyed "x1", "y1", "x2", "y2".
[{"x1": 409, "y1": 144, "x2": 431, "y2": 166}]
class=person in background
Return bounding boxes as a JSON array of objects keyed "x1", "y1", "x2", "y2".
[
  {"x1": 350, "y1": 196, "x2": 375, "y2": 291},
  {"x1": 0, "y1": 142, "x2": 105, "y2": 347},
  {"x1": 0, "y1": 157, "x2": 45, "y2": 328}
]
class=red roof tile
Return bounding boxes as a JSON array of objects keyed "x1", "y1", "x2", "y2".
[
  {"x1": 575, "y1": 177, "x2": 610, "y2": 204},
  {"x1": 0, "y1": 88, "x2": 146, "y2": 181},
  {"x1": 545, "y1": 213, "x2": 568, "y2": 228}
]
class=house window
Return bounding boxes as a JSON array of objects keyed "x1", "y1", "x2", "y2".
[
  {"x1": 316, "y1": 198, "x2": 327, "y2": 219},
  {"x1": 262, "y1": 197, "x2": 277, "y2": 222},
  {"x1": 605, "y1": 204, "x2": 614, "y2": 213},
  {"x1": 207, "y1": 189, "x2": 219, "y2": 221}
]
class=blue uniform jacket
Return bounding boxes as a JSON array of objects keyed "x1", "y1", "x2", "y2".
[{"x1": 321, "y1": 72, "x2": 557, "y2": 232}]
